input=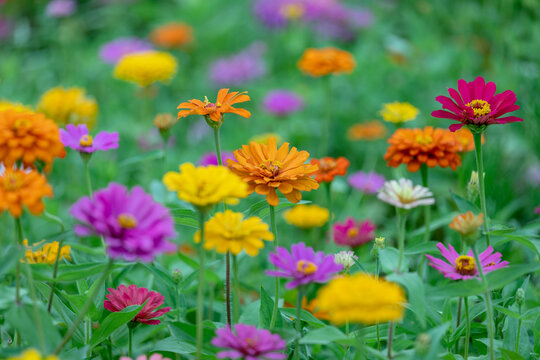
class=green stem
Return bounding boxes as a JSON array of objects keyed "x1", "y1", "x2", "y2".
[
  {"x1": 387, "y1": 322, "x2": 394, "y2": 359},
  {"x1": 322, "y1": 75, "x2": 332, "y2": 156},
  {"x1": 83, "y1": 157, "x2": 93, "y2": 199},
  {"x1": 176, "y1": 283, "x2": 181, "y2": 322},
  {"x1": 471, "y1": 246, "x2": 494, "y2": 360},
  {"x1": 455, "y1": 297, "x2": 462, "y2": 353},
  {"x1": 472, "y1": 132, "x2": 490, "y2": 246},
  {"x1": 464, "y1": 296, "x2": 470, "y2": 360},
  {"x1": 515, "y1": 303, "x2": 522, "y2": 352},
  {"x1": 24, "y1": 261, "x2": 46, "y2": 353},
  {"x1": 294, "y1": 287, "x2": 304, "y2": 360},
  {"x1": 196, "y1": 211, "x2": 206, "y2": 360},
  {"x1": 325, "y1": 182, "x2": 333, "y2": 243},
  {"x1": 269, "y1": 205, "x2": 280, "y2": 329},
  {"x1": 47, "y1": 238, "x2": 64, "y2": 313},
  {"x1": 232, "y1": 255, "x2": 240, "y2": 324},
  {"x1": 396, "y1": 212, "x2": 407, "y2": 273},
  {"x1": 375, "y1": 256, "x2": 381, "y2": 351},
  {"x1": 15, "y1": 217, "x2": 23, "y2": 305},
  {"x1": 418, "y1": 165, "x2": 431, "y2": 277},
  {"x1": 213, "y1": 127, "x2": 223, "y2": 166},
  {"x1": 128, "y1": 326, "x2": 133, "y2": 358}
]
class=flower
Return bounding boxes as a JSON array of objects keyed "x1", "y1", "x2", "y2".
[
  {"x1": 150, "y1": 22, "x2": 193, "y2": 49},
  {"x1": 99, "y1": 37, "x2": 153, "y2": 64},
  {"x1": 425, "y1": 243, "x2": 509, "y2": 280},
  {"x1": 379, "y1": 102, "x2": 419, "y2": 124},
  {"x1": 209, "y1": 43, "x2": 266, "y2": 87},
  {"x1": 249, "y1": 133, "x2": 283, "y2": 145},
  {"x1": 333, "y1": 218, "x2": 376, "y2": 248},
  {"x1": 194, "y1": 210, "x2": 274, "y2": 256},
  {"x1": 316, "y1": 273, "x2": 406, "y2": 325},
  {"x1": 283, "y1": 204, "x2": 329, "y2": 229},
  {"x1": 23, "y1": 239, "x2": 71, "y2": 264},
  {"x1": 347, "y1": 121, "x2": 387, "y2": 141},
  {"x1": 60, "y1": 124, "x2": 119, "y2": 153},
  {"x1": 449, "y1": 212, "x2": 484, "y2": 237},
  {"x1": 431, "y1": 76, "x2": 523, "y2": 132},
  {"x1": 198, "y1": 152, "x2": 235, "y2": 166},
  {"x1": 114, "y1": 51, "x2": 177, "y2": 87},
  {"x1": 212, "y1": 324, "x2": 286, "y2": 360},
  {"x1": 266, "y1": 242, "x2": 342, "y2": 289},
  {"x1": 153, "y1": 113, "x2": 178, "y2": 133},
  {"x1": 535, "y1": 206, "x2": 540, "y2": 215},
  {"x1": 377, "y1": 178, "x2": 435, "y2": 210},
  {"x1": 8, "y1": 349, "x2": 58, "y2": 360},
  {"x1": 163, "y1": 163, "x2": 248, "y2": 210},
  {"x1": 45, "y1": 0, "x2": 76, "y2": 18},
  {"x1": 263, "y1": 90, "x2": 304, "y2": 117},
  {"x1": 104, "y1": 285, "x2": 171, "y2": 324},
  {"x1": 177, "y1": 88, "x2": 251, "y2": 123},
  {"x1": 70, "y1": 183, "x2": 176, "y2": 262},
  {"x1": 384, "y1": 127, "x2": 462, "y2": 172},
  {"x1": 297, "y1": 47, "x2": 355, "y2": 77},
  {"x1": 348, "y1": 171, "x2": 385, "y2": 194},
  {"x1": 0, "y1": 169, "x2": 53, "y2": 218},
  {"x1": 37, "y1": 87, "x2": 98, "y2": 128},
  {"x1": 310, "y1": 156, "x2": 350, "y2": 183},
  {"x1": 453, "y1": 127, "x2": 485, "y2": 152},
  {"x1": 120, "y1": 355, "x2": 171, "y2": 360},
  {"x1": 228, "y1": 137, "x2": 319, "y2": 206},
  {"x1": 0, "y1": 100, "x2": 33, "y2": 113},
  {"x1": 0, "y1": 110, "x2": 66, "y2": 169},
  {"x1": 333, "y1": 250, "x2": 357, "y2": 271}
]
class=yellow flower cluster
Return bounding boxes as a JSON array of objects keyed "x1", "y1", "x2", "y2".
[
  {"x1": 283, "y1": 204, "x2": 329, "y2": 229},
  {"x1": 195, "y1": 210, "x2": 274, "y2": 256},
  {"x1": 23, "y1": 239, "x2": 71, "y2": 265},
  {"x1": 114, "y1": 51, "x2": 178, "y2": 87},
  {"x1": 316, "y1": 273, "x2": 406, "y2": 325},
  {"x1": 379, "y1": 101, "x2": 419, "y2": 124},
  {"x1": 0, "y1": 100, "x2": 33, "y2": 113},
  {"x1": 8, "y1": 349, "x2": 58, "y2": 360},
  {"x1": 37, "y1": 87, "x2": 98, "y2": 128}
]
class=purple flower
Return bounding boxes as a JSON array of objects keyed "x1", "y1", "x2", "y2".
[
  {"x1": 99, "y1": 37, "x2": 153, "y2": 64},
  {"x1": 199, "y1": 152, "x2": 235, "y2": 167},
  {"x1": 348, "y1": 171, "x2": 386, "y2": 194},
  {"x1": 45, "y1": 0, "x2": 76, "y2": 18},
  {"x1": 70, "y1": 183, "x2": 177, "y2": 262},
  {"x1": 209, "y1": 43, "x2": 266, "y2": 87},
  {"x1": 211, "y1": 324, "x2": 286, "y2": 360},
  {"x1": 266, "y1": 242, "x2": 342, "y2": 289},
  {"x1": 60, "y1": 124, "x2": 119, "y2": 153},
  {"x1": 263, "y1": 90, "x2": 304, "y2": 117},
  {"x1": 333, "y1": 218, "x2": 376, "y2": 248},
  {"x1": 0, "y1": 17, "x2": 13, "y2": 39},
  {"x1": 535, "y1": 206, "x2": 540, "y2": 215}
]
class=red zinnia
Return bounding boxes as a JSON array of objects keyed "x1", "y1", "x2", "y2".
[{"x1": 104, "y1": 285, "x2": 171, "y2": 325}]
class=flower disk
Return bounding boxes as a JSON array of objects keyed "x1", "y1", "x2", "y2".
[
  {"x1": 114, "y1": 51, "x2": 177, "y2": 87},
  {"x1": 37, "y1": 87, "x2": 98, "y2": 128},
  {"x1": 23, "y1": 239, "x2": 71, "y2": 265},
  {"x1": 298, "y1": 47, "x2": 355, "y2": 77},
  {"x1": 0, "y1": 169, "x2": 53, "y2": 218},
  {"x1": 310, "y1": 156, "x2": 350, "y2": 183},
  {"x1": 283, "y1": 204, "x2": 329, "y2": 229}
]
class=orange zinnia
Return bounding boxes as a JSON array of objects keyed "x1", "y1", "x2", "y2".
[
  {"x1": 0, "y1": 110, "x2": 66, "y2": 170},
  {"x1": 177, "y1": 88, "x2": 251, "y2": 123},
  {"x1": 298, "y1": 47, "x2": 355, "y2": 77},
  {"x1": 150, "y1": 22, "x2": 193, "y2": 49},
  {"x1": 384, "y1": 126, "x2": 461, "y2": 172},
  {"x1": 348, "y1": 121, "x2": 387, "y2": 141},
  {"x1": 0, "y1": 169, "x2": 53, "y2": 218},
  {"x1": 453, "y1": 127, "x2": 485, "y2": 153},
  {"x1": 310, "y1": 156, "x2": 350, "y2": 183},
  {"x1": 227, "y1": 137, "x2": 319, "y2": 206}
]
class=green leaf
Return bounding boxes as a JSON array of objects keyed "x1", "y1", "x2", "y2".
[
  {"x1": 387, "y1": 272, "x2": 426, "y2": 328},
  {"x1": 379, "y1": 247, "x2": 408, "y2": 273},
  {"x1": 300, "y1": 325, "x2": 346, "y2": 345},
  {"x1": 119, "y1": 150, "x2": 164, "y2": 167},
  {"x1": 152, "y1": 337, "x2": 197, "y2": 355},
  {"x1": 259, "y1": 286, "x2": 275, "y2": 328},
  {"x1": 493, "y1": 235, "x2": 540, "y2": 256},
  {"x1": 255, "y1": 200, "x2": 311, "y2": 219},
  {"x1": 494, "y1": 305, "x2": 521, "y2": 319},
  {"x1": 0, "y1": 246, "x2": 22, "y2": 277},
  {"x1": 486, "y1": 263, "x2": 540, "y2": 291},
  {"x1": 239, "y1": 300, "x2": 260, "y2": 326},
  {"x1": 427, "y1": 279, "x2": 485, "y2": 298},
  {"x1": 404, "y1": 241, "x2": 439, "y2": 255},
  {"x1": 450, "y1": 191, "x2": 480, "y2": 214},
  {"x1": 89, "y1": 304, "x2": 144, "y2": 347},
  {"x1": 409, "y1": 212, "x2": 459, "y2": 238},
  {"x1": 279, "y1": 308, "x2": 324, "y2": 326},
  {"x1": 500, "y1": 348, "x2": 527, "y2": 360}
]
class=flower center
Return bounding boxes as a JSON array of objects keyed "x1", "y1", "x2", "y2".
[
  {"x1": 320, "y1": 159, "x2": 336, "y2": 172},
  {"x1": 281, "y1": 3, "x2": 305, "y2": 20},
  {"x1": 455, "y1": 255, "x2": 476, "y2": 275},
  {"x1": 13, "y1": 118, "x2": 31, "y2": 129},
  {"x1": 347, "y1": 227, "x2": 358, "y2": 238},
  {"x1": 79, "y1": 134, "x2": 93, "y2": 147},
  {"x1": 260, "y1": 160, "x2": 282, "y2": 177},
  {"x1": 396, "y1": 188, "x2": 415, "y2": 204},
  {"x1": 466, "y1": 99, "x2": 491, "y2": 118},
  {"x1": 296, "y1": 260, "x2": 318, "y2": 275},
  {"x1": 203, "y1": 96, "x2": 221, "y2": 111},
  {"x1": 415, "y1": 134, "x2": 432, "y2": 145},
  {"x1": 117, "y1": 213, "x2": 137, "y2": 229},
  {"x1": 2, "y1": 172, "x2": 23, "y2": 191}
]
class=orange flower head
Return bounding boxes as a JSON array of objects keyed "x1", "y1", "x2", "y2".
[
  {"x1": 150, "y1": 22, "x2": 193, "y2": 49},
  {"x1": 384, "y1": 126, "x2": 461, "y2": 172},
  {"x1": 310, "y1": 156, "x2": 350, "y2": 183},
  {"x1": 348, "y1": 121, "x2": 387, "y2": 141},
  {"x1": 453, "y1": 127, "x2": 485, "y2": 153},
  {"x1": 227, "y1": 137, "x2": 319, "y2": 206},
  {"x1": 177, "y1": 88, "x2": 251, "y2": 123},
  {"x1": 449, "y1": 211, "x2": 484, "y2": 237},
  {"x1": 0, "y1": 110, "x2": 66, "y2": 170},
  {"x1": 298, "y1": 47, "x2": 355, "y2": 77},
  {"x1": 0, "y1": 169, "x2": 53, "y2": 218}
]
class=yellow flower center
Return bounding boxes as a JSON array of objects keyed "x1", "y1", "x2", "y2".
[
  {"x1": 203, "y1": 96, "x2": 221, "y2": 110},
  {"x1": 13, "y1": 118, "x2": 31, "y2": 129},
  {"x1": 296, "y1": 260, "x2": 318, "y2": 275},
  {"x1": 455, "y1": 255, "x2": 476, "y2": 275},
  {"x1": 117, "y1": 213, "x2": 137, "y2": 229},
  {"x1": 466, "y1": 99, "x2": 491, "y2": 118},
  {"x1": 415, "y1": 134, "x2": 433, "y2": 145},
  {"x1": 320, "y1": 159, "x2": 336, "y2": 172},
  {"x1": 260, "y1": 160, "x2": 282, "y2": 177},
  {"x1": 281, "y1": 3, "x2": 305, "y2": 20},
  {"x1": 2, "y1": 173, "x2": 23, "y2": 191},
  {"x1": 79, "y1": 135, "x2": 93, "y2": 147},
  {"x1": 347, "y1": 227, "x2": 358, "y2": 237}
]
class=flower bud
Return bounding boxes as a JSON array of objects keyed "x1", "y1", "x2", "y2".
[
  {"x1": 414, "y1": 333, "x2": 431, "y2": 355},
  {"x1": 449, "y1": 212, "x2": 483, "y2": 245},
  {"x1": 467, "y1": 171, "x2": 483, "y2": 203},
  {"x1": 154, "y1": 113, "x2": 177, "y2": 133},
  {"x1": 515, "y1": 288, "x2": 525, "y2": 306},
  {"x1": 370, "y1": 237, "x2": 385, "y2": 258},
  {"x1": 172, "y1": 268, "x2": 183, "y2": 284}
]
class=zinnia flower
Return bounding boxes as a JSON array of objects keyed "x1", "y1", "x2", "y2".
[
  {"x1": 177, "y1": 88, "x2": 251, "y2": 123},
  {"x1": 431, "y1": 76, "x2": 523, "y2": 132},
  {"x1": 379, "y1": 102, "x2": 419, "y2": 124},
  {"x1": 60, "y1": 124, "x2": 119, "y2": 153},
  {"x1": 298, "y1": 47, "x2": 355, "y2": 77},
  {"x1": 0, "y1": 169, "x2": 53, "y2": 218},
  {"x1": 384, "y1": 126, "x2": 461, "y2": 172},
  {"x1": 37, "y1": 87, "x2": 98, "y2": 128},
  {"x1": 211, "y1": 324, "x2": 286, "y2": 360},
  {"x1": 150, "y1": 22, "x2": 193, "y2": 49},
  {"x1": 104, "y1": 285, "x2": 171, "y2": 325},
  {"x1": 0, "y1": 100, "x2": 33, "y2": 113},
  {"x1": 23, "y1": 239, "x2": 70, "y2": 264},
  {"x1": 333, "y1": 250, "x2": 357, "y2": 272},
  {"x1": 263, "y1": 90, "x2": 304, "y2": 117},
  {"x1": 114, "y1": 51, "x2": 177, "y2": 87},
  {"x1": 45, "y1": 0, "x2": 76, "y2": 18},
  {"x1": 316, "y1": 273, "x2": 406, "y2": 325},
  {"x1": 120, "y1": 355, "x2": 171, "y2": 360},
  {"x1": 228, "y1": 137, "x2": 319, "y2": 206},
  {"x1": 348, "y1": 171, "x2": 385, "y2": 194},
  {"x1": 377, "y1": 178, "x2": 435, "y2": 209},
  {"x1": 70, "y1": 183, "x2": 177, "y2": 262},
  {"x1": 266, "y1": 242, "x2": 343, "y2": 289},
  {"x1": 209, "y1": 43, "x2": 266, "y2": 87},
  {"x1": 199, "y1": 152, "x2": 235, "y2": 167},
  {"x1": 283, "y1": 204, "x2": 329, "y2": 229},
  {"x1": 333, "y1": 218, "x2": 376, "y2": 248},
  {"x1": 453, "y1": 127, "x2": 485, "y2": 153},
  {"x1": 195, "y1": 210, "x2": 274, "y2": 256},
  {"x1": 8, "y1": 349, "x2": 58, "y2": 360},
  {"x1": 347, "y1": 121, "x2": 387, "y2": 141},
  {"x1": 310, "y1": 156, "x2": 350, "y2": 183},
  {"x1": 99, "y1": 37, "x2": 153, "y2": 64},
  {"x1": 449, "y1": 212, "x2": 484, "y2": 237},
  {"x1": 425, "y1": 242, "x2": 509, "y2": 280}
]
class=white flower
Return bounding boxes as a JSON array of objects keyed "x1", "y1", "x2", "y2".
[
  {"x1": 377, "y1": 178, "x2": 434, "y2": 209},
  {"x1": 334, "y1": 251, "x2": 358, "y2": 271}
]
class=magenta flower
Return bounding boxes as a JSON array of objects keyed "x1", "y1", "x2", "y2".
[
  {"x1": 70, "y1": 183, "x2": 176, "y2": 262},
  {"x1": 209, "y1": 43, "x2": 266, "y2": 86},
  {"x1": 431, "y1": 76, "x2": 523, "y2": 132},
  {"x1": 104, "y1": 285, "x2": 171, "y2": 325},
  {"x1": 425, "y1": 242, "x2": 509, "y2": 281},
  {"x1": 199, "y1": 152, "x2": 235, "y2": 167},
  {"x1": 45, "y1": 0, "x2": 76, "y2": 18},
  {"x1": 263, "y1": 90, "x2": 304, "y2": 117},
  {"x1": 99, "y1": 37, "x2": 153, "y2": 64},
  {"x1": 333, "y1": 218, "x2": 376, "y2": 248},
  {"x1": 535, "y1": 205, "x2": 540, "y2": 215},
  {"x1": 120, "y1": 355, "x2": 171, "y2": 360},
  {"x1": 60, "y1": 124, "x2": 119, "y2": 153},
  {"x1": 348, "y1": 171, "x2": 385, "y2": 194},
  {"x1": 266, "y1": 242, "x2": 342, "y2": 289},
  {"x1": 212, "y1": 324, "x2": 286, "y2": 360}
]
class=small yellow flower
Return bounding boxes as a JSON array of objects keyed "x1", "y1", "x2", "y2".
[
  {"x1": 380, "y1": 102, "x2": 419, "y2": 124},
  {"x1": 194, "y1": 210, "x2": 274, "y2": 256},
  {"x1": 0, "y1": 100, "x2": 33, "y2": 113},
  {"x1": 283, "y1": 204, "x2": 329, "y2": 229},
  {"x1": 449, "y1": 211, "x2": 484, "y2": 237},
  {"x1": 316, "y1": 273, "x2": 406, "y2": 325},
  {"x1": 249, "y1": 133, "x2": 283, "y2": 145},
  {"x1": 37, "y1": 87, "x2": 98, "y2": 128},
  {"x1": 8, "y1": 348, "x2": 58, "y2": 360},
  {"x1": 154, "y1": 113, "x2": 178, "y2": 132},
  {"x1": 23, "y1": 239, "x2": 71, "y2": 265},
  {"x1": 163, "y1": 163, "x2": 248, "y2": 210},
  {"x1": 114, "y1": 51, "x2": 177, "y2": 87}
]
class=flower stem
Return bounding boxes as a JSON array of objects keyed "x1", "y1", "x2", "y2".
[
  {"x1": 472, "y1": 132, "x2": 490, "y2": 246},
  {"x1": 418, "y1": 165, "x2": 431, "y2": 277},
  {"x1": 464, "y1": 296, "x2": 470, "y2": 360},
  {"x1": 213, "y1": 127, "x2": 223, "y2": 167},
  {"x1": 82, "y1": 156, "x2": 93, "y2": 199},
  {"x1": 24, "y1": 261, "x2": 46, "y2": 353},
  {"x1": 15, "y1": 217, "x2": 23, "y2": 305},
  {"x1": 128, "y1": 326, "x2": 133, "y2": 358},
  {"x1": 232, "y1": 255, "x2": 240, "y2": 324},
  {"x1": 269, "y1": 204, "x2": 280, "y2": 329},
  {"x1": 396, "y1": 212, "x2": 407, "y2": 273},
  {"x1": 375, "y1": 256, "x2": 381, "y2": 351},
  {"x1": 387, "y1": 322, "x2": 394, "y2": 359},
  {"x1": 322, "y1": 75, "x2": 332, "y2": 156},
  {"x1": 294, "y1": 288, "x2": 304, "y2": 360},
  {"x1": 196, "y1": 211, "x2": 206, "y2": 360},
  {"x1": 47, "y1": 214, "x2": 66, "y2": 313},
  {"x1": 515, "y1": 303, "x2": 522, "y2": 352},
  {"x1": 471, "y1": 246, "x2": 494, "y2": 360},
  {"x1": 325, "y1": 182, "x2": 334, "y2": 244}
]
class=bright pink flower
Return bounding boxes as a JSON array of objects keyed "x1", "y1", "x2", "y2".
[
  {"x1": 60, "y1": 124, "x2": 119, "y2": 153},
  {"x1": 212, "y1": 324, "x2": 286, "y2": 360},
  {"x1": 333, "y1": 217, "x2": 376, "y2": 248},
  {"x1": 432, "y1": 76, "x2": 522, "y2": 132},
  {"x1": 120, "y1": 355, "x2": 171, "y2": 360},
  {"x1": 104, "y1": 285, "x2": 171, "y2": 325}
]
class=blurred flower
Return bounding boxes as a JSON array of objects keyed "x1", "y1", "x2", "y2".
[
  {"x1": 60, "y1": 124, "x2": 119, "y2": 153},
  {"x1": 426, "y1": 243, "x2": 509, "y2": 280},
  {"x1": 266, "y1": 242, "x2": 342, "y2": 289},
  {"x1": 153, "y1": 113, "x2": 177, "y2": 133},
  {"x1": 374, "y1": 236, "x2": 385, "y2": 249},
  {"x1": 99, "y1": 37, "x2": 153, "y2": 64},
  {"x1": 0, "y1": 100, "x2": 33, "y2": 113},
  {"x1": 114, "y1": 51, "x2": 177, "y2": 87},
  {"x1": 37, "y1": 87, "x2": 98, "y2": 128},
  {"x1": 177, "y1": 88, "x2": 250, "y2": 123},
  {"x1": 333, "y1": 218, "x2": 376, "y2": 248},
  {"x1": 209, "y1": 43, "x2": 266, "y2": 87},
  {"x1": 284, "y1": 297, "x2": 330, "y2": 321},
  {"x1": 199, "y1": 152, "x2": 235, "y2": 166},
  {"x1": 310, "y1": 156, "x2": 349, "y2": 183},
  {"x1": 253, "y1": 0, "x2": 310, "y2": 28},
  {"x1": 283, "y1": 204, "x2": 329, "y2": 229},
  {"x1": 104, "y1": 285, "x2": 171, "y2": 325},
  {"x1": 348, "y1": 171, "x2": 385, "y2": 194},
  {"x1": 23, "y1": 239, "x2": 70, "y2": 264},
  {"x1": 414, "y1": 333, "x2": 431, "y2": 355},
  {"x1": 316, "y1": 273, "x2": 406, "y2": 325},
  {"x1": 449, "y1": 212, "x2": 483, "y2": 237},
  {"x1": 263, "y1": 90, "x2": 303, "y2": 117},
  {"x1": 379, "y1": 102, "x2": 418, "y2": 124},
  {"x1": 432, "y1": 76, "x2": 522, "y2": 132},
  {"x1": 377, "y1": 178, "x2": 434, "y2": 210},
  {"x1": 211, "y1": 324, "x2": 286, "y2": 360},
  {"x1": 298, "y1": 47, "x2": 355, "y2": 77},
  {"x1": 195, "y1": 210, "x2": 274, "y2": 256},
  {"x1": 333, "y1": 250, "x2": 357, "y2": 271},
  {"x1": 0, "y1": 169, "x2": 53, "y2": 218},
  {"x1": 384, "y1": 126, "x2": 461, "y2": 172},
  {"x1": 228, "y1": 138, "x2": 319, "y2": 206},
  {"x1": 45, "y1": 0, "x2": 76, "y2": 18},
  {"x1": 120, "y1": 355, "x2": 171, "y2": 360},
  {"x1": 150, "y1": 22, "x2": 193, "y2": 49},
  {"x1": 249, "y1": 133, "x2": 283, "y2": 145},
  {"x1": 453, "y1": 127, "x2": 484, "y2": 153},
  {"x1": 70, "y1": 183, "x2": 176, "y2": 262},
  {"x1": 347, "y1": 121, "x2": 387, "y2": 141},
  {"x1": 535, "y1": 206, "x2": 540, "y2": 215},
  {"x1": 8, "y1": 349, "x2": 58, "y2": 360}
]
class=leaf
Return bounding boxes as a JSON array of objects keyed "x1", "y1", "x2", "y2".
[
  {"x1": 494, "y1": 305, "x2": 521, "y2": 319},
  {"x1": 409, "y1": 212, "x2": 459, "y2": 238},
  {"x1": 300, "y1": 325, "x2": 346, "y2": 345},
  {"x1": 379, "y1": 247, "x2": 408, "y2": 273},
  {"x1": 239, "y1": 300, "x2": 260, "y2": 326},
  {"x1": 387, "y1": 272, "x2": 426, "y2": 328},
  {"x1": 256, "y1": 200, "x2": 311, "y2": 219},
  {"x1": 259, "y1": 286, "x2": 274, "y2": 328},
  {"x1": 427, "y1": 279, "x2": 485, "y2": 298},
  {"x1": 119, "y1": 150, "x2": 164, "y2": 167},
  {"x1": 0, "y1": 246, "x2": 22, "y2": 277},
  {"x1": 486, "y1": 263, "x2": 540, "y2": 291},
  {"x1": 404, "y1": 241, "x2": 439, "y2": 255},
  {"x1": 279, "y1": 308, "x2": 324, "y2": 326},
  {"x1": 89, "y1": 304, "x2": 144, "y2": 347},
  {"x1": 450, "y1": 191, "x2": 480, "y2": 214},
  {"x1": 152, "y1": 337, "x2": 197, "y2": 355},
  {"x1": 493, "y1": 235, "x2": 540, "y2": 256},
  {"x1": 500, "y1": 348, "x2": 527, "y2": 360}
]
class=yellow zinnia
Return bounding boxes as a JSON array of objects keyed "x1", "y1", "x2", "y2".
[
  {"x1": 316, "y1": 273, "x2": 406, "y2": 325},
  {"x1": 163, "y1": 163, "x2": 248, "y2": 210},
  {"x1": 194, "y1": 210, "x2": 274, "y2": 256},
  {"x1": 114, "y1": 51, "x2": 177, "y2": 87},
  {"x1": 0, "y1": 100, "x2": 33, "y2": 113},
  {"x1": 37, "y1": 87, "x2": 98, "y2": 128},
  {"x1": 379, "y1": 101, "x2": 419, "y2": 124},
  {"x1": 283, "y1": 204, "x2": 329, "y2": 229},
  {"x1": 23, "y1": 239, "x2": 71, "y2": 265},
  {"x1": 8, "y1": 348, "x2": 58, "y2": 360}
]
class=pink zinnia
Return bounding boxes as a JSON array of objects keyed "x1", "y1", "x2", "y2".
[
  {"x1": 425, "y1": 242, "x2": 509, "y2": 281},
  {"x1": 333, "y1": 217, "x2": 376, "y2": 248},
  {"x1": 120, "y1": 355, "x2": 171, "y2": 360},
  {"x1": 432, "y1": 76, "x2": 522, "y2": 132},
  {"x1": 60, "y1": 124, "x2": 119, "y2": 153},
  {"x1": 104, "y1": 285, "x2": 171, "y2": 325}
]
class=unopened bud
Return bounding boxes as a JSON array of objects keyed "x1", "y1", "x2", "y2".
[
  {"x1": 371, "y1": 237, "x2": 385, "y2": 257},
  {"x1": 172, "y1": 268, "x2": 183, "y2": 284},
  {"x1": 154, "y1": 113, "x2": 177, "y2": 133},
  {"x1": 414, "y1": 333, "x2": 431, "y2": 355},
  {"x1": 467, "y1": 171, "x2": 484, "y2": 203},
  {"x1": 449, "y1": 212, "x2": 483, "y2": 245},
  {"x1": 516, "y1": 288, "x2": 525, "y2": 306}
]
